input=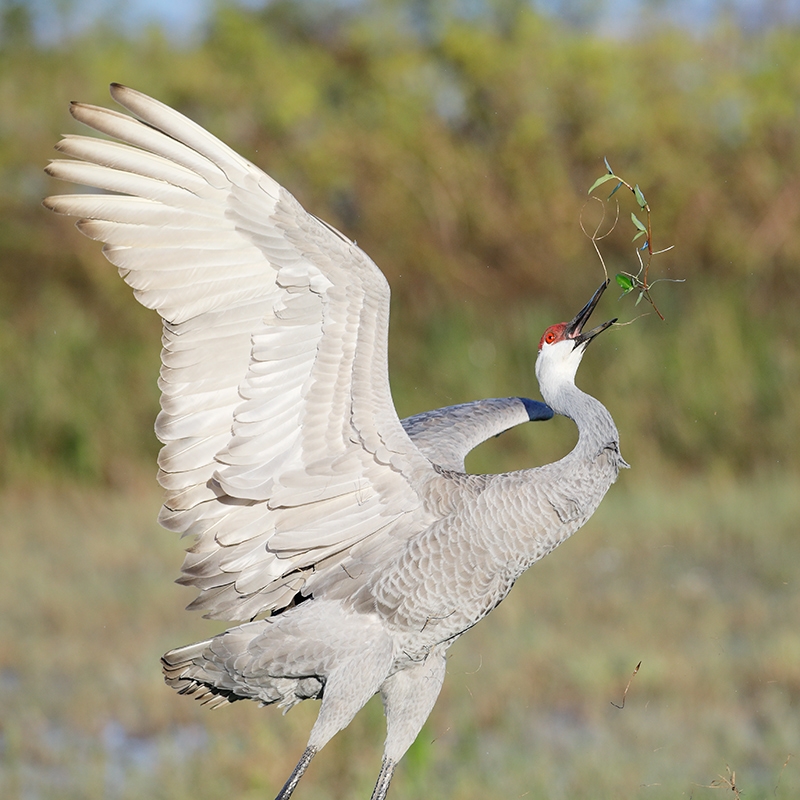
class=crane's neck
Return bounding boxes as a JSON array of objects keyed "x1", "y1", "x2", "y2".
[
  {"x1": 548, "y1": 380, "x2": 619, "y2": 461},
  {"x1": 479, "y1": 380, "x2": 626, "y2": 578}
]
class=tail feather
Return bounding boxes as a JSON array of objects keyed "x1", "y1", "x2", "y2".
[
  {"x1": 162, "y1": 639, "x2": 243, "y2": 707},
  {"x1": 161, "y1": 624, "x2": 325, "y2": 710}
]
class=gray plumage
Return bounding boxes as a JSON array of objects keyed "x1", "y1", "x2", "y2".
[{"x1": 44, "y1": 85, "x2": 627, "y2": 800}]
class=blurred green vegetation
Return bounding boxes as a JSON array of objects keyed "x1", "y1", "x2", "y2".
[{"x1": 1, "y1": 0, "x2": 799, "y2": 483}]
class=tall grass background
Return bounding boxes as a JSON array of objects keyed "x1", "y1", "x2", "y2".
[{"x1": 1, "y1": 1, "x2": 798, "y2": 797}]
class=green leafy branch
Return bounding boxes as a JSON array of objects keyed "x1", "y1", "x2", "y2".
[{"x1": 587, "y1": 158, "x2": 680, "y2": 320}]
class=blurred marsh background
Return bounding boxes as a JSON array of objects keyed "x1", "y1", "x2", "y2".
[{"x1": 1, "y1": 0, "x2": 799, "y2": 798}]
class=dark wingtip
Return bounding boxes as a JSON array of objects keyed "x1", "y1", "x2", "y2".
[{"x1": 518, "y1": 397, "x2": 554, "y2": 421}]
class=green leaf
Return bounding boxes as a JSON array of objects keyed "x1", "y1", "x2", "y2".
[
  {"x1": 635, "y1": 291, "x2": 644, "y2": 306},
  {"x1": 588, "y1": 173, "x2": 618, "y2": 194},
  {"x1": 634, "y1": 184, "x2": 647, "y2": 208},
  {"x1": 603, "y1": 156, "x2": 613, "y2": 174},
  {"x1": 608, "y1": 181, "x2": 623, "y2": 199},
  {"x1": 616, "y1": 273, "x2": 634, "y2": 293},
  {"x1": 632, "y1": 230, "x2": 646, "y2": 243},
  {"x1": 631, "y1": 212, "x2": 647, "y2": 232}
]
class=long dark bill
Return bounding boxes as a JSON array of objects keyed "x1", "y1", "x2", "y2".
[{"x1": 566, "y1": 280, "x2": 617, "y2": 348}]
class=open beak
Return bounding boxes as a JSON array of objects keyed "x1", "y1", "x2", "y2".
[{"x1": 566, "y1": 280, "x2": 617, "y2": 348}]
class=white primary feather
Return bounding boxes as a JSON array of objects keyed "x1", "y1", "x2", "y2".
[{"x1": 45, "y1": 84, "x2": 440, "y2": 621}]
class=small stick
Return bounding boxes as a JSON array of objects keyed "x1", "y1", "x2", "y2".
[
  {"x1": 610, "y1": 660, "x2": 641, "y2": 709},
  {"x1": 705, "y1": 765, "x2": 741, "y2": 799},
  {"x1": 774, "y1": 753, "x2": 792, "y2": 796}
]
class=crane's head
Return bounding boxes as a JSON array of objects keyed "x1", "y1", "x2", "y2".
[{"x1": 535, "y1": 281, "x2": 616, "y2": 405}]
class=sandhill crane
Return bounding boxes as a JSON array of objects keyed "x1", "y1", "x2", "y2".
[{"x1": 44, "y1": 84, "x2": 627, "y2": 800}]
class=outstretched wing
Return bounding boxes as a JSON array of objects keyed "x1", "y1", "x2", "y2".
[
  {"x1": 401, "y1": 398, "x2": 553, "y2": 472},
  {"x1": 44, "y1": 84, "x2": 445, "y2": 621}
]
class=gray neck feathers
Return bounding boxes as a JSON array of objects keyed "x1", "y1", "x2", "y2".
[
  {"x1": 550, "y1": 381, "x2": 620, "y2": 463},
  {"x1": 478, "y1": 382, "x2": 624, "y2": 574}
]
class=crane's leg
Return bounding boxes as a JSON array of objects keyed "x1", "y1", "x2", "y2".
[
  {"x1": 275, "y1": 641, "x2": 395, "y2": 800},
  {"x1": 370, "y1": 757, "x2": 396, "y2": 800},
  {"x1": 372, "y1": 648, "x2": 447, "y2": 800},
  {"x1": 274, "y1": 746, "x2": 317, "y2": 800}
]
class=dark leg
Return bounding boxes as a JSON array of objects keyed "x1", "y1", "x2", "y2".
[
  {"x1": 369, "y1": 757, "x2": 396, "y2": 800},
  {"x1": 275, "y1": 746, "x2": 318, "y2": 800}
]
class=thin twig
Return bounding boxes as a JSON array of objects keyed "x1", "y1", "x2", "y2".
[
  {"x1": 695, "y1": 765, "x2": 742, "y2": 799},
  {"x1": 587, "y1": 161, "x2": 680, "y2": 320},
  {"x1": 713, "y1": 766, "x2": 741, "y2": 799},
  {"x1": 579, "y1": 195, "x2": 619, "y2": 284},
  {"x1": 611, "y1": 660, "x2": 641, "y2": 709},
  {"x1": 774, "y1": 754, "x2": 792, "y2": 796}
]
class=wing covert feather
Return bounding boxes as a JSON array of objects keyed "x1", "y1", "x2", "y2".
[{"x1": 400, "y1": 397, "x2": 553, "y2": 472}]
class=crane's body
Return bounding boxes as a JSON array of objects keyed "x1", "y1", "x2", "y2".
[{"x1": 44, "y1": 85, "x2": 627, "y2": 800}]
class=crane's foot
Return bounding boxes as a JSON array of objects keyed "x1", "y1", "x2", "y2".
[
  {"x1": 369, "y1": 757, "x2": 396, "y2": 800},
  {"x1": 274, "y1": 745, "x2": 318, "y2": 800}
]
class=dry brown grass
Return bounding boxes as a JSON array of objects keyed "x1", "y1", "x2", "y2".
[{"x1": 1, "y1": 470, "x2": 798, "y2": 799}]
